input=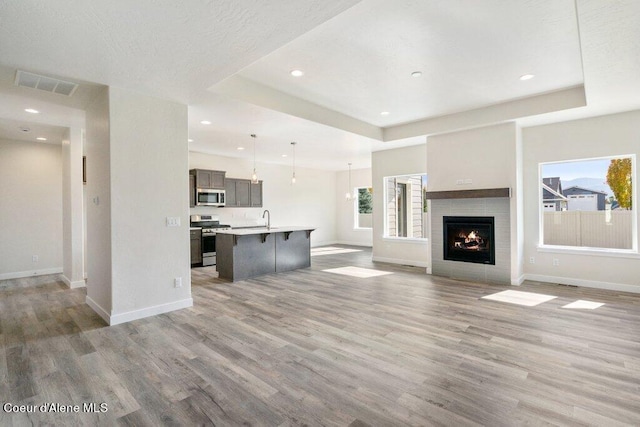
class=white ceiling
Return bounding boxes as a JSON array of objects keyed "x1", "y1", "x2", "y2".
[
  {"x1": 0, "y1": 0, "x2": 639, "y2": 170},
  {"x1": 232, "y1": 0, "x2": 583, "y2": 127},
  {"x1": 0, "y1": 117, "x2": 67, "y2": 145}
]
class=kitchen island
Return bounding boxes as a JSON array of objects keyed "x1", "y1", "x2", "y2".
[{"x1": 216, "y1": 226, "x2": 315, "y2": 282}]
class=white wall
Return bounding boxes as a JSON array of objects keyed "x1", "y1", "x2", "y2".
[
  {"x1": 189, "y1": 152, "x2": 337, "y2": 247},
  {"x1": 85, "y1": 87, "x2": 191, "y2": 325},
  {"x1": 85, "y1": 87, "x2": 113, "y2": 317},
  {"x1": 0, "y1": 139, "x2": 63, "y2": 279},
  {"x1": 427, "y1": 123, "x2": 517, "y2": 192},
  {"x1": 335, "y1": 167, "x2": 372, "y2": 247},
  {"x1": 523, "y1": 110, "x2": 640, "y2": 292},
  {"x1": 372, "y1": 144, "x2": 428, "y2": 267},
  {"x1": 61, "y1": 127, "x2": 85, "y2": 288},
  {"x1": 109, "y1": 87, "x2": 191, "y2": 322}
]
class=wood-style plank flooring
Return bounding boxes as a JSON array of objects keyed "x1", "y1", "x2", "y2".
[{"x1": 1, "y1": 246, "x2": 640, "y2": 426}]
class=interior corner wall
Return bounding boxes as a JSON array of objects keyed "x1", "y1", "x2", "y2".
[
  {"x1": 189, "y1": 151, "x2": 338, "y2": 247},
  {"x1": 372, "y1": 144, "x2": 428, "y2": 267},
  {"x1": 85, "y1": 87, "x2": 112, "y2": 320},
  {"x1": 335, "y1": 167, "x2": 373, "y2": 247},
  {"x1": 0, "y1": 139, "x2": 63, "y2": 279},
  {"x1": 522, "y1": 109, "x2": 640, "y2": 292},
  {"x1": 61, "y1": 127, "x2": 85, "y2": 288},
  {"x1": 108, "y1": 87, "x2": 191, "y2": 323}
]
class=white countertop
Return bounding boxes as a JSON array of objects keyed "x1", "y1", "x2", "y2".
[{"x1": 216, "y1": 226, "x2": 315, "y2": 236}]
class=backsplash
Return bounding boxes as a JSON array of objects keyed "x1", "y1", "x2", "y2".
[{"x1": 189, "y1": 206, "x2": 267, "y2": 227}]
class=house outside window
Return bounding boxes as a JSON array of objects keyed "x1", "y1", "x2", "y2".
[
  {"x1": 384, "y1": 174, "x2": 428, "y2": 239},
  {"x1": 539, "y1": 155, "x2": 636, "y2": 251}
]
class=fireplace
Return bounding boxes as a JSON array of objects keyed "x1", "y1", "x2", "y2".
[{"x1": 443, "y1": 216, "x2": 495, "y2": 265}]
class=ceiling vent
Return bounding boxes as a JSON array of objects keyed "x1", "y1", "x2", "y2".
[{"x1": 14, "y1": 70, "x2": 79, "y2": 96}]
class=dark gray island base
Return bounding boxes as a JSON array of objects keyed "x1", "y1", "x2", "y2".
[{"x1": 216, "y1": 227, "x2": 315, "y2": 282}]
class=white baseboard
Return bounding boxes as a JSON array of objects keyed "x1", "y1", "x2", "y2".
[
  {"x1": 109, "y1": 298, "x2": 194, "y2": 326},
  {"x1": 85, "y1": 296, "x2": 194, "y2": 326},
  {"x1": 61, "y1": 275, "x2": 86, "y2": 289},
  {"x1": 524, "y1": 274, "x2": 640, "y2": 294},
  {"x1": 85, "y1": 296, "x2": 111, "y2": 324},
  {"x1": 0, "y1": 267, "x2": 62, "y2": 281},
  {"x1": 511, "y1": 275, "x2": 525, "y2": 286},
  {"x1": 372, "y1": 256, "x2": 429, "y2": 268},
  {"x1": 333, "y1": 240, "x2": 373, "y2": 248}
]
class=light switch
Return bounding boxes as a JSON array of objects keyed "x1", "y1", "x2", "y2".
[{"x1": 166, "y1": 217, "x2": 181, "y2": 227}]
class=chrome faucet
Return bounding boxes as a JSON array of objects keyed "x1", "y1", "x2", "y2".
[{"x1": 262, "y1": 209, "x2": 271, "y2": 229}]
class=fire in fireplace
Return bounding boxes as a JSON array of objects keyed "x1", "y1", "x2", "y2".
[{"x1": 443, "y1": 216, "x2": 495, "y2": 265}]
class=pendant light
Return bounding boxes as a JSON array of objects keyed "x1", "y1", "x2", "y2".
[
  {"x1": 346, "y1": 162, "x2": 353, "y2": 200},
  {"x1": 290, "y1": 142, "x2": 297, "y2": 184},
  {"x1": 250, "y1": 134, "x2": 258, "y2": 183}
]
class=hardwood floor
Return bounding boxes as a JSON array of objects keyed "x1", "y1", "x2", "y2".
[{"x1": 2, "y1": 247, "x2": 640, "y2": 426}]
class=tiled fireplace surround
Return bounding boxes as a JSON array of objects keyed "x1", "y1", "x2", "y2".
[{"x1": 431, "y1": 196, "x2": 511, "y2": 285}]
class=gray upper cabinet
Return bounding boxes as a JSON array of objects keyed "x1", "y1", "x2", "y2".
[
  {"x1": 189, "y1": 173, "x2": 196, "y2": 207},
  {"x1": 235, "y1": 179, "x2": 251, "y2": 206},
  {"x1": 191, "y1": 169, "x2": 225, "y2": 189},
  {"x1": 225, "y1": 178, "x2": 263, "y2": 207},
  {"x1": 250, "y1": 181, "x2": 263, "y2": 207}
]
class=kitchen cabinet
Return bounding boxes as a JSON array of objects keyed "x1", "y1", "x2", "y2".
[
  {"x1": 190, "y1": 229, "x2": 202, "y2": 265},
  {"x1": 225, "y1": 178, "x2": 263, "y2": 207},
  {"x1": 250, "y1": 181, "x2": 263, "y2": 207},
  {"x1": 216, "y1": 227, "x2": 314, "y2": 281},
  {"x1": 189, "y1": 173, "x2": 195, "y2": 207},
  {"x1": 191, "y1": 169, "x2": 225, "y2": 189}
]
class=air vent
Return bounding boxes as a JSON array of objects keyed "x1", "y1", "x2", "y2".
[{"x1": 14, "y1": 70, "x2": 78, "y2": 96}]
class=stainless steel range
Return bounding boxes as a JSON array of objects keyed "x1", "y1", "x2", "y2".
[{"x1": 190, "y1": 214, "x2": 231, "y2": 267}]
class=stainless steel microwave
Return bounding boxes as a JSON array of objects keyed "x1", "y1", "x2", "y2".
[{"x1": 196, "y1": 188, "x2": 225, "y2": 206}]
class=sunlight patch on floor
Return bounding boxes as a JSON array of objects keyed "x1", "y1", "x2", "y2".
[
  {"x1": 322, "y1": 266, "x2": 393, "y2": 278},
  {"x1": 481, "y1": 290, "x2": 557, "y2": 306},
  {"x1": 311, "y1": 248, "x2": 362, "y2": 256},
  {"x1": 562, "y1": 300, "x2": 604, "y2": 309}
]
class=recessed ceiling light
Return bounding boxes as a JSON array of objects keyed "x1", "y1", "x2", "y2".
[
  {"x1": 237, "y1": 147, "x2": 245, "y2": 150},
  {"x1": 188, "y1": 139, "x2": 193, "y2": 142},
  {"x1": 36, "y1": 137, "x2": 47, "y2": 141},
  {"x1": 25, "y1": 108, "x2": 39, "y2": 114},
  {"x1": 520, "y1": 74, "x2": 535, "y2": 81},
  {"x1": 411, "y1": 71, "x2": 422, "y2": 77},
  {"x1": 380, "y1": 111, "x2": 390, "y2": 116},
  {"x1": 281, "y1": 154, "x2": 287, "y2": 158},
  {"x1": 290, "y1": 69, "x2": 304, "y2": 77},
  {"x1": 200, "y1": 120, "x2": 211, "y2": 125}
]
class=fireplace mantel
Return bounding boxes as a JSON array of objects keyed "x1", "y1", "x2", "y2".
[{"x1": 425, "y1": 188, "x2": 511, "y2": 200}]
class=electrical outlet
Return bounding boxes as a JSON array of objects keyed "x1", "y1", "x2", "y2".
[
  {"x1": 166, "y1": 217, "x2": 181, "y2": 227},
  {"x1": 32, "y1": 255, "x2": 38, "y2": 263},
  {"x1": 552, "y1": 258, "x2": 560, "y2": 266},
  {"x1": 174, "y1": 277, "x2": 182, "y2": 288},
  {"x1": 529, "y1": 257, "x2": 535, "y2": 264}
]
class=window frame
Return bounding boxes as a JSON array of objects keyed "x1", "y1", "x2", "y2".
[
  {"x1": 538, "y1": 154, "x2": 638, "y2": 254},
  {"x1": 382, "y1": 173, "x2": 428, "y2": 241}
]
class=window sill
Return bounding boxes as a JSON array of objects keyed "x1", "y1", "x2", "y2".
[
  {"x1": 353, "y1": 227, "x2": 372, "y2": 231},
  {"x1": 382, "y1": 237, "x2": 429, "y2": 244},
  {"x1": 537, "y1": 245, "x2": 640, "y2": 259}
]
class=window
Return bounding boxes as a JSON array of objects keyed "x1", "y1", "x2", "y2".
[
  {"x1": 540, "y1": 155, "x2": 635, "y2": 251},
  {"x1": 355, "y1": 187, "x2": 373, "y2": 229},
  {"x1": 384, "y1": 174, "x2": 428, "y2": 239}
]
